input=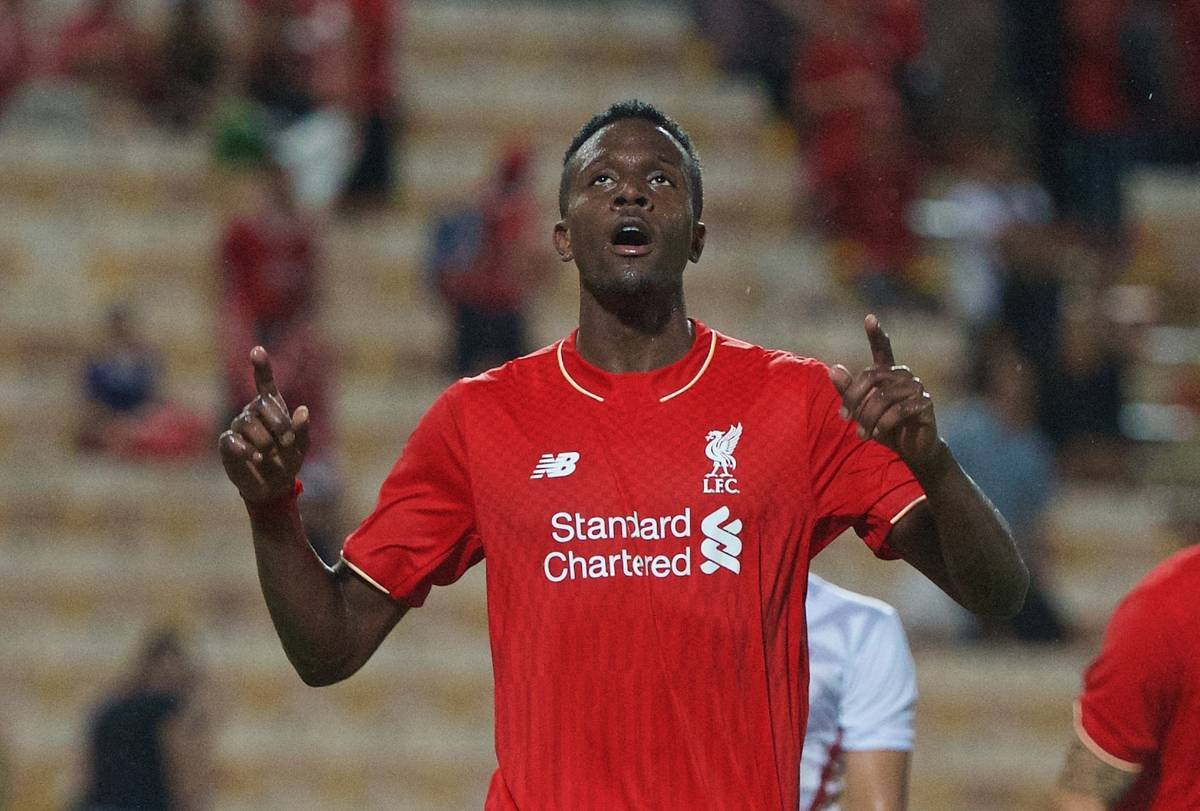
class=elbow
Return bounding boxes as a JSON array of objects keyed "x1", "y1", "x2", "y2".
[
  {"x1": 296, "y1": 666, "x2": 347, "y2": 688},
  {"x1": 972, "y1": 563, "x2": 1031, "y2": 619},
  {"x1": 291, "y1": 655, "x2": 357, "y2": 688}
]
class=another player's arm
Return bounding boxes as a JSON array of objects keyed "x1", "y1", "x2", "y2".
[
  {"x1": 219, "y1": 348, "x2": 406, "y2": 685},
  {"x1": 831, "y1": 316, "x2": 1028, "y2": 617},
  {"x1": 841, "y1": 750, "x2": 910, "y2": 811},
  {"x1": 839, "y1": 606, "x2": 915, "y2": 811},
  {"x1": 1054, "y1": 738, "x2": 1139, "y2": 810}
]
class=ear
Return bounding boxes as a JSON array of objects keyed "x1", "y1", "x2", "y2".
[
  {"x1": 553, "y1": 221, "x2": 573, "y2": 262},
  {"x1": 689, "y1": 221, "x2": 706, "y2": 264}
]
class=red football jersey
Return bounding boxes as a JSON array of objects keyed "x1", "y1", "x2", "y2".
[
  {"x1": 341, "y1": 321, "x2": 925, "y2": 810},
  {"x1": 1075, "y1": 545, "x2": 1200, "y2": 810}
]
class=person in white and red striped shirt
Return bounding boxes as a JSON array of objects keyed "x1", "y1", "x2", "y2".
[{"x1": 801, "y1": 574, "x2": 916, "y2": 810}]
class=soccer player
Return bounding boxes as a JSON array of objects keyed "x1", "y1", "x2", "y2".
[
  {"x1": 219, "y1": 100, "x2": 1027, "y2": 809},
  {"x1": 801, "y1": 575, "x2": 915, "y2": 811},
  {"x1": 1054, "y1": 544, "x2": 1200, "y2": 810}
]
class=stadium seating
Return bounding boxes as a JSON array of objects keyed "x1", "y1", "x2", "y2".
[{"x1": 1, "y1": 1, "x2": 1196, "y2": 809}]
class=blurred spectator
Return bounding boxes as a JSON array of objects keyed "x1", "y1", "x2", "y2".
[
  {"x1": 1001, "y1": 0, "x2": 1068, "y2": 209},
  {"x1": 430, "y1": 144, "x2": 549, "y2": 377},
  {"x1": 0, "y1": 0, "x2": 32, "y2": 116},
  {"x1": 53, "y1": 0, "x2": 162, "y2": 112},
  {"x1": 936, "y1": 136, "x2": 1054, "y2": 329},
  {"x1": 996, "y1": 220, "x2": 1066, "y2": 382},
  {"x1": 1164, "y1": 0, "x2": 1200, "y2": 154},
  {"x1": 218, "y1": 160, "x2": 343, "y2": 562},
  {"x1": 339, "y1": 0, "x2": 402, "y2": 211},
  {"x1": 235, "y1": 0, "x2": 401, "y2": 214},
  {"x1": 1041, "y1": 297, "x2": 1131, "y2": 481},
  {"x1": 1127, "y1": 0, "x2": 1200, "y2": 165},
  {"x1": 158, "y1": 0, "x2": 223, "y2": 131},
  {"x1": 789, "y1": 0, "x2": 927, "y2": 307},
  {"x1": 915, "y1": 0, "x2": 1013, "y2": 145},
  {"x1": 239, "y1": 0, "x2": 314, "y2": 126},
  {"x1": 692, "y1": 0, "x2": 797, "y2": 116},
  {"x1": 77, "y1": 304, "x2": 209, "y2": 461},
  {"x1": 943, "y1": 333, "x2": 1071, "y2": 643},
  {"x1": 78, "y1": 628, "x2": 213, "y2": 811},
  {"x1": 1058, "y1": 0, "x2": 1136, "y2": 243}
]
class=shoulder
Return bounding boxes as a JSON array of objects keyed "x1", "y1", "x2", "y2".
[
  {"x1": 443, "y1": 342, "x2": 560, "y2": 410},
  {"x1": 1140, "y1": 545, "x2": 1200, "y2": 589},
  {"x1": 710, "y1": 328, "x2": 832, "y2": 390},
  {"x1": 1121, "y1": 546, "x2": 1200, "y2": 623},
  {"x1": 807, "y1": 575, "x2": 902, "y2": 633},
  {"x1": 806, "y1": 577, "x2": 915, "y2": 703}
]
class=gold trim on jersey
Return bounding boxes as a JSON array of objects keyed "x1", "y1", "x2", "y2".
[
  {"x1": 557, "y1": 339, "x2": 606, "y2": 402},
  {"x1": 341, "y1": 555, "x2": 391, "y2": 596},
  {"x1": 659, "y1": 330, "x2": 718, "y2": 403},
  {"x1": 556, "y1": 329, "x2": 717, "y2": 403},
  {"x1": 889, "y1": 494, "x2": 928, "y2": 525}
]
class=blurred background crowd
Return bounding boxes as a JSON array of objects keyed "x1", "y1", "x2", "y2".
[{"x1": 0, "y1": 0, "x2": 1197, "y2": 808}]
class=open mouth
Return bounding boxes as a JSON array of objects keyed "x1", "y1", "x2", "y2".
[{"x1": 610, "y1": 221, "x2": 653, "y2": 256}]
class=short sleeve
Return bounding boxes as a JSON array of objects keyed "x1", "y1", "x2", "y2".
[
  {"x1": 340, "y1": 386, "x2": 483, "y2": 606},
  {"x1": 840, "y1": 608, "x2": 917, "y2": 752},
  {"x1": 805, "y1": 364, "x2": 926, "y2": 558},
  {"x1": 1076, "y1": 587, "x2": 1177, "y2": 770}
]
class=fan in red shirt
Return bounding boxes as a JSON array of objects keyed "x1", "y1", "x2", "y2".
[
  {"x1": 434, "y1": 144, "x2": 548, "y2": 376},
  {"x1": 791, "y1": 0, "x2": 924, "y2": 286},
  {"x1": 0, "y1": 0, "x2": 32, "y2": 114},
  {"x1": 216, "y1": 101, "x2": 1027, "y2": 809},
  {"x1": 53, "y1": 0, "x2": 160, "y2": 106},
  {"x1": 1055, "y1": 544, "x2": 1200, "y2": 810}
]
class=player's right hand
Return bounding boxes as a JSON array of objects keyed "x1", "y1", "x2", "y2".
[{"x1": 218, "y1": 346, "x2": 311, "y2": 503}]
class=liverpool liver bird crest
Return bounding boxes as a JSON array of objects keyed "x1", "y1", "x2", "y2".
[{"x1": 704, "y1": 423, "x2": 742, "y2": 478}]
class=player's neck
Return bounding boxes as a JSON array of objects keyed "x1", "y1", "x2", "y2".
[{"x1": 576, "y1": 295, "x2": 693, "y2": 374}]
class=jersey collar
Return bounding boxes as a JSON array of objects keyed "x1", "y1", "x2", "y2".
[{"x1": 556, "y1": 319, "x2": 717, "y2": 404}]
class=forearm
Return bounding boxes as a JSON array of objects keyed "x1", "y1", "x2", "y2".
[
  {"x1": 1055, "y1": 738, "x2": 1138, "y2": 810},
  {"x1": 908, "y1": 441, "x2": 1029, "y2": 617},
  {"x1": 246, "y1": 495, "x2": 357, "y2": 685},
  {"x1": 1054, "y1": 792, "x2": 1109, "y2": 811},
  {"x1": 842, "y1": 749, "x2": 909, "y2": 811}
]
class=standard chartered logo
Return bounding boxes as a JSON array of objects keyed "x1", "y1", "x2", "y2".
[
  {"x1": 542, "y1": 505, "x2": 742, "y2": 582},
  {"x1": 699, "y1": 505, "x2": 742, "y2": 575}
]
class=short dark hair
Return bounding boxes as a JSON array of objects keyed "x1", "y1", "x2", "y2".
[{"x1": 559, "y1": 99, "x2": 703, "y2": 219}]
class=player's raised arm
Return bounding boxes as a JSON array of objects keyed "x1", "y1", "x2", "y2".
[
  {"x1": 829, "y1": 315, "x2": 1029, "y2": 617},
  {"x1": 219, "y1": 347, "x2": 405, "y2": 685}
]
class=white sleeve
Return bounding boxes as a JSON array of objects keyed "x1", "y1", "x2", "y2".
[{"x1": 839, "y1": 607, "x2": 917, "y2": 752}]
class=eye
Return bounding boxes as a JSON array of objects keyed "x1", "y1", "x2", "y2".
[
  {"x1": 590, "y1": 173, "x2": 613, "y2": 186},
  {"x1": 649, "y1": 173, "x2": 673, "y2": 187}
]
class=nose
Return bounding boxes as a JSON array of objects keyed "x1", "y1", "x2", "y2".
[{"x1": 611, "y1": 179, "x2": 650, "y2": 210}]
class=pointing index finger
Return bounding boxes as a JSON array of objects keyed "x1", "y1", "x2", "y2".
[
  {"x1": 865, "y1": 314, "x2": 895, "y2": 369},
  {"x1": 250, "y1": 346, "x2": 280, "y2": 399}
]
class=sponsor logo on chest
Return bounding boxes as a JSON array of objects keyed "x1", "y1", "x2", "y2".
[
  {"x1": 528, "y1": 420, "x2": 748, "y2": 584},
  {"x1": 530, "y1": 451, "x2": 580, "y2": 479},
  {"x1": 542, "y1": 504, "x2": 743, "y2": 582}
]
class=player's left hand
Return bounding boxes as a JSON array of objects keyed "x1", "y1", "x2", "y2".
[{"x1": 829, "y1": 314, "x2": 945, "y2": 474}]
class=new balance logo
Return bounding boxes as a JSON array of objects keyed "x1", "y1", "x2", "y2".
[
  {"x1": 700, "y1": 505, "x2": 742, "y2": 575},
  {"x1": 530, "y1": 452, "x2": 581, "y2": 479}
]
